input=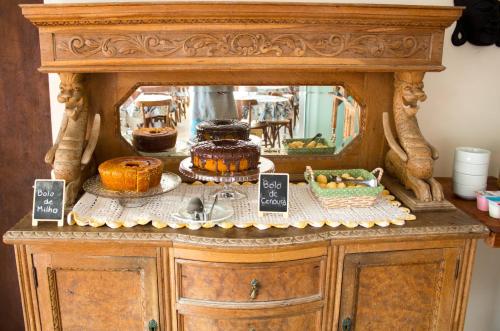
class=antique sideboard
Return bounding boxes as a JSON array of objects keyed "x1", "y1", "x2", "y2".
[
  {"x1": 3, "y1": 2, "x2": 492, "y2": 331},
  {"x1": 4, "y1": 212, "x2": 488, "y2": 331}
]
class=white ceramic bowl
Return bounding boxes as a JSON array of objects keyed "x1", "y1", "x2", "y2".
[
  {"x1": 453, "y1": 172, "x2": 488, "y2": 187},
  {"x1": 454, "y1": 147, "x2": 491, "y2": 165},
  {"x1": 453, "y1": 182, "x2": 486, "y2": 200},
  {"x1": 453, "y1": 161, "x2": 489, "y2": 176}
]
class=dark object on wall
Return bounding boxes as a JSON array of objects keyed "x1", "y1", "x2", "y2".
[{"x1": 452, "y1": 0, "x2": 500, "y2": 46}]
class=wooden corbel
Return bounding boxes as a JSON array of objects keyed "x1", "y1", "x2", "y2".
[
  {"x1": 383, "y1": 71, "x2": 444, "y2": 203},
  {"x1": 45, "y1": 73, "x2": 100, "y2": 206}
]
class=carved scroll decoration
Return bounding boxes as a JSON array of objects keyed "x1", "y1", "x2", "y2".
[
  {"x1": 55, "y1": 33, "x2": 430, "y2": 59},
  {"x1": 47, "y1": 268, "x2": 62, "y2": 331},
  {"x1": 383, "y1": 72, "x2": 444, "y2": 202},
  {"x1": 44, "y1": 73, "x2": 101, "y2": 206},
  {"x1": 431, "y1": 261, "x2": 446, "y2": 330}
]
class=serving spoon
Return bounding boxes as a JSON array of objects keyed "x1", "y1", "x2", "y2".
[
  {"x1": 186, "y1": 197, "x2": 205, "y2": 220},
  {"x1": 304, "y1": 133, "x2": 322, "y2": 146}
]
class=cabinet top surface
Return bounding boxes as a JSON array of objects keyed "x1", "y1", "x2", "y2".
[
  {"x1": 3, "y1": 210, "x2": 488, "y2": 247},
  {"x1": 440, "y1": 177, "x2": 500, "y2": 248}
]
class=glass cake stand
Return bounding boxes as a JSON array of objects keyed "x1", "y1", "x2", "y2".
[
  {"x1": 179, "y1": 157, "x2": 275, "y2": 200},
  {"x1": 83, "y1": 172, "x2": 181, "y2": 207}
]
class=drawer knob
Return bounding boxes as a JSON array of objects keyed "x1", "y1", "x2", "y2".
[
  {"x1": 342, "y1": 317, "x2": 352, "y2": 331},
  {"x1": 249, "y1": 279, "x2": 259, "y2": 300},
  {"x1": 148, "y1": 319, "x2": 158, "y2": 331},
  {"x1": 249, "y1": 328, "x2": 256, "y2": 331}
]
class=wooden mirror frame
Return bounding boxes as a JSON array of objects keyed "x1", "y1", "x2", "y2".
[{"x1": 21, "y1": 2, "x2": 461, "y2": 203}]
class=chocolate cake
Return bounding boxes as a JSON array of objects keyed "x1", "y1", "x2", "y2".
[
  {"x1": 196, "y1": 119, "x2": 250, "y2": 141},
  {"x1": 132, "y1": 127, "x2": 177, "y2": 152},
  {"x1": 191, "y1": 139, "x2": 260, "y2": 174}
]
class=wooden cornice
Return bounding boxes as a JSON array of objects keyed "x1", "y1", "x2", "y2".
[
  {"x1": 21, "y1": 3, "x2": 461, "y2": 27},
  {"x1": 20, "y1": 2, "x2": 462, "y2": 73}
]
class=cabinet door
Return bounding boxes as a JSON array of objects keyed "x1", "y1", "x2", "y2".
[
  {"x1": 339, "y1": 248, "x2": 460, "y2": 331},
  {"x1": 32, "y1": 250, "x2": 160, "y2": 331}
]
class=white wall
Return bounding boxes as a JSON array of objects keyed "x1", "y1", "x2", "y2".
[{"x1": 44, "y1": 1, "x2": 500, "y2": 330}]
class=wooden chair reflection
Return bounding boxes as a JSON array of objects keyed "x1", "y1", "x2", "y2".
[
  {"x1": 265, "y1": 119, "x2": 293, "y2": 148},
  {"x1": 236, "y1": 99, "x2": 271, "y2": 147},
  {"x1": 172, "y1": 87, "x2": 189, "y2": 122},
  {"x1": 263, "y1": 93, "x2": 294, "y2": 148},
  {"x1": 288, "y1": 87, "x2": 299, "y2": 129},
  {"x1": 136, "y1": 95, "x2": 175, "y2": 128}
]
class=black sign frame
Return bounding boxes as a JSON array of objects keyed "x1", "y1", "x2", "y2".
[
  {"x1": 258, "y1": 173, "x2": 289, "y2": 218},
  {"x1": 32, "y1": 179, "x2": 66, "y2": 227}
]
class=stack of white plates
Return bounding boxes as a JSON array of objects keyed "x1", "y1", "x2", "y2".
[{"x1": 453, "y1": 147, "x2": 490, "y2": 200}]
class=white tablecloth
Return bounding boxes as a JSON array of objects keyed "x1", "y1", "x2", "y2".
[{"x1": 69, "y1": 183, "x2": 415, "y2": 230}]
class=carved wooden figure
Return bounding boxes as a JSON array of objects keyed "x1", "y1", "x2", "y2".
[
  {"x1": 383, "y1": 71, "x2": 444, "y2": 202},
  {"x1": 44, "y1": 73, "x2": 100, "y2": 206}
]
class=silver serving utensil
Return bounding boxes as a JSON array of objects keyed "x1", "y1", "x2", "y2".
[
  {"x1": 186, "y1": 197, "x2": 204, "y2": 220},
  {"x1": 304, "y1": 133, "x2": 322, "y2": 146},
  {"x1": 334, "y1": 176, "x2": 378, "y2": 188},
  {"x1": 208, "y1": 195, "x2": 218, "y2": 221}
]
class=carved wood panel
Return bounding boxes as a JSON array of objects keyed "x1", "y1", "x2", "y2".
[
  {"x1": 54, "y1": 32, "x2": 431, "y2": 60},
  {"x1": 33, "y1": 253, "x2": 160, "y2": 331},
  {"x1": 339, "y1": 248, "x2": 460, "y2": 331}
]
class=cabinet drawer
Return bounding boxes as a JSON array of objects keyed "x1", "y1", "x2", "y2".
[
  {"x1": 180, "y1": 310, "x2": 322, "y2": 331},
  {"x1": 176, "y1": 257, "x2": 325, "y2": 303}
]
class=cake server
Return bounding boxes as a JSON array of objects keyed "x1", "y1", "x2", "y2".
[{"x1": 208, "y1": 195, "x2": 218, "y2": 221}]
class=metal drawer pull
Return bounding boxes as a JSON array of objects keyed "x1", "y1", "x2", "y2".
[
  {"x1": 148, "y1": 319, "x2": 158, "y2": 331},
  {"x1": 249, "y1": 328, "x2": 256, "y2": 331},
  {"x1": 342, "y1": 317, "x2": 352, "y2": 331},
  {"x1": 249, "y1": 279, "x2": 259, "y2": 300}
]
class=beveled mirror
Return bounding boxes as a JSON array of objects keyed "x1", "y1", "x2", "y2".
[{"x1": 119, "y1": 85, "x2": 363, "y2": 156}]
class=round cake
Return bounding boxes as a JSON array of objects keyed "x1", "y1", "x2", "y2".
[
  {"x1": 132, "y1": 127, "x2": 177, "y2": 152},
  {"x1": 98, "y1": 156, "x2": 163, "y2": 192},
  {"x1": 196, "y1": 119, "x2": 250, "y2": 141},
  {"x1": 191, "y1": 139, "x2": 260, "y2": 174}
]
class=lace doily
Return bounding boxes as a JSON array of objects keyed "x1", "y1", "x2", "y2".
[{"x1": 68, "y1": 182, "x2": 415, "y2": 230}]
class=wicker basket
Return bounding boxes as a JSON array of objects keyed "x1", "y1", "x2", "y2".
[
  {"x1": 304, "y1": 166, "x2": 384, "y2": 208},
  {"x1": 284, "y1": 138, "x2": 335, "y2": 155}
]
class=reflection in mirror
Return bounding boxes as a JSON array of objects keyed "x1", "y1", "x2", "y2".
[{"x1": 119, "y1": 85, "x2": 362, "y2": 156}]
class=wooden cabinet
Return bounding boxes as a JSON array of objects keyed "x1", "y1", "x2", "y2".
[
  {"x1": 4, "y1": 213, "x2": 485, "y2": 331},
  {"x1": 27, "y1": 246, "x2": 162, "y2": 331},
  {"x1": 339, "y1": 248, "x2": 461, "y2": 331},
  {"x1": 7, "y1": 3, "x2": 491, "y2": 330}
]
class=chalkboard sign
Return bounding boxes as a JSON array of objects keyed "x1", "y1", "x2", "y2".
[
  {"x1": 258, "y1": 173, "x2": 289, "y2": 218},
  {"x1": 32, "y1": 179, "x2": 65, "y2": 226}
]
